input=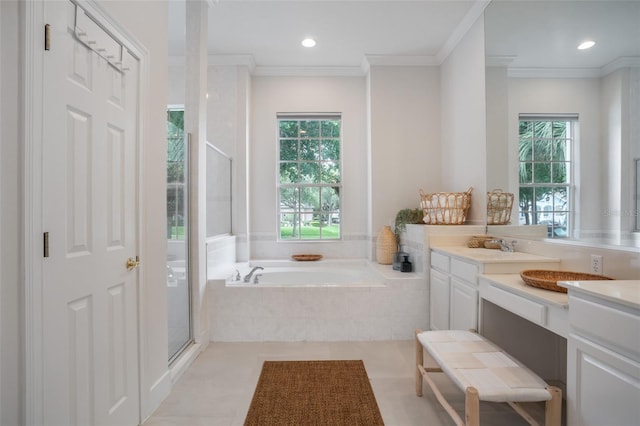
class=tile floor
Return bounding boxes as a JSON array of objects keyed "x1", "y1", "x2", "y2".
[{"x1": 144, "y1": 340, "x2": 550, "y2": 426}]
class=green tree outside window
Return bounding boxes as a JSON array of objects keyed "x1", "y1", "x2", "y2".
[{"x1": 278, "y1": 116, "x2": 342, "y2": 240}]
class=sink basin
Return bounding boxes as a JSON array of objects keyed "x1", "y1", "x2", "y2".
[
  {"x1": 432, "y1": 246, "x2": 561, "y2": 274},
  {"x1": 437, "y1": 247, "x2": 556, "y2": 263}
]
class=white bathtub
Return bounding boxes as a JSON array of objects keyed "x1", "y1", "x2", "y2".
[
  {"x1": 210, "y1": 259, "x2": 428, "y2": 342},
  {"x1": 227, "y1": 261, "x2": 385, "y2": 287}
]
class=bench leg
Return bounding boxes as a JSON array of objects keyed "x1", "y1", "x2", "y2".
[
  {"x1": 544, "y1": 386, "x2": 562, "y2": 426},
  {"x1": 415, "y1": 329, "x2": 423, "y2": 397},
  {"x1": 465, "y1": 386, "x2": 480, "y2": 426}
]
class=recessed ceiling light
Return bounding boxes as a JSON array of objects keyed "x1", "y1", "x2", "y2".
[
  {"x1": 577, "y1": 40, "x2": 595, "y2": 50},
  {"x1": 301, "y1": 38, "x2": 316, "y2": 48}
]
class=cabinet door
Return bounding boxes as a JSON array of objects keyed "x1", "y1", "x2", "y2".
[
  {"x1": 430, "y1": 269, "x2": 450, "y2": 330},
  {"x1": 450, "y1": 278, "x2": 478, "y2": 331},
  {"x1": 567, "y1": 335, "x2": 640, "y2": 426}
]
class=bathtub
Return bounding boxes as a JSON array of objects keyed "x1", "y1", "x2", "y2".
[
  {"x1": 226, "y1": 260, "x2": 385, "y2": 287},
  {"x1": 210, "y1": 259, "x2": 428, "y2": 342}
]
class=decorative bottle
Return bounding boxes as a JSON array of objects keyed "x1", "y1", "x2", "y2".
[
  {"x1": 401, "y1": 255, "x2": 413, "y2": 273},
  {"x1": 376, "y1": 225, "x2": 396, "y2": 265}
]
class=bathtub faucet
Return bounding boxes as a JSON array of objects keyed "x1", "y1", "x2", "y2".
[{"x1": 243, "y1": 266, "x2": 264, "y2": 282}]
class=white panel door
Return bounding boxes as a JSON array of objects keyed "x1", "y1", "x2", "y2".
[{"x1": 42, "y1": 2, "x2": 140, "y2": 425}]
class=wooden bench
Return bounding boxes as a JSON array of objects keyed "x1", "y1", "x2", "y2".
[{"x1": 415, "y1": 329, "x2": 561, "y2": 426}]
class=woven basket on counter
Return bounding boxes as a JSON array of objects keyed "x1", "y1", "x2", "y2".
[
  {"x1": 520, "y1": 270, "x2": 614, "y2": 293},
  {"x1": 419, "y1": 187, "x2": 473, "y2": 225},
  {"x1": 483, "y1": 239, "x2": 502, "y2": 250},
  {"x1": 487, "y1": 189, "x2": 514, "y2": 225},
  {"x1": 467, "y1": 235, "x2": 494, "y2": 248}
]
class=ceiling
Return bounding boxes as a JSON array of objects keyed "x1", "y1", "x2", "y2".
[
  {"x1": 485, "y1": 0, "x2": 640, "y2": 71},
  {"x1": 168, "y1": 0, "x2": 640, "y2": 73},
  {"x1": 169, "y1": 0, "x2": 480, "y2": 70}
]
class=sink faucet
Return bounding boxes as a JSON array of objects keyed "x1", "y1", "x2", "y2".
[
  {"x1": 497, "y1": 239, "x2": 517, "y2": 252},
  {"x1": 253, "y1": 274, "x2": 262, "y2": 284},
  {"x1": 243, "y1": 266, "x2": 264, "y2": 282}
]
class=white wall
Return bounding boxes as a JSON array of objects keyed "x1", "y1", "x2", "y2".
[
  {"x1": 207, "y1": 65, "x2": 251, "y2": 261},
  {"x1": 1, "y1": 2, "x2": 22, "y2": 424},
  {"x1": 249, "y1": 76, "x2": 369, "y2": 259},
  {"x1": 628, "y1": 68, "x2": 640, "y2": 234},
  {"x1": 508, "y1": 78, "x2": 602, "y2": 237},
  {"x1": 440, "y1": 17, "x2": 487, "y2": 225},
  {"x1": 602, "y1": 70, "x2": 623, "y2": 235},
  {"x1": 368, "y1": 66, "x2": 441, "y2": 248},
  {"x1": 485, "y1": 66, "x2": 510, "y2": 192},
  {"x1": 605, "y1": 67, "x2": 639, "y2": 237}
]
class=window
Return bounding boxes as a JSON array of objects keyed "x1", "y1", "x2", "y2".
[
  {"x1": 167, "y1": 108, "x2": 187, "y2": 241},
  {"x1": 278, "y1": 114, "x2": 342, "y2": 240},
  {"x1": 518, "y1": 115, "x2": 576, "y2": 238}
]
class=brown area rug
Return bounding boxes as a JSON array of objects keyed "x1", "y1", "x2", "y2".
[{"x1": 244, "y1": 360, "x2": 384, "y2": 426}]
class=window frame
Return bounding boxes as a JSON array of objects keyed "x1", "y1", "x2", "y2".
[
  {"x1": 276, "y1": 113, "x2": 343, "y2": 242},
  {"x1": 518, "y1": 114, "x2": 577, "y2": 239}
]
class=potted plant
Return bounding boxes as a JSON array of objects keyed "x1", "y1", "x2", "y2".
[
  {"x1": 392, "y1": 208, "x2": 424, "y2": 270},
  {"x1": 394, "y1": 207, "x2": 424, "y2": 244}
]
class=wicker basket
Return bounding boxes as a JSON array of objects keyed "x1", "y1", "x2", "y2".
[
  {"x1": 487, "y1": 189, "x2": 514, "y2": 225},
  {"x1": 467, "y1": 235, "x2": 493, "y2": 248},
  {"x1": 520, "y1": 270, "x2": 614, "y2": 293},
  {"x1": 419, "y1": 187, "x2": 473, "y2": 225},
  {"x1": 483, "y1": 239, "x2": 502, "y2": 250}
]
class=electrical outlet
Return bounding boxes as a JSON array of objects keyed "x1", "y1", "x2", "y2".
[{"x1": 590, "y1": 254, "x2": 603, "y2": 274}]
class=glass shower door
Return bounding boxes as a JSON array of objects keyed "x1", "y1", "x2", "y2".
[{"x1": 166, "y1": 108, "x2": 192, "y2": 361}]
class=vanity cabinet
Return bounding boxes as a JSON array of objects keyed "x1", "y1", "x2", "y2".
[
  {"x1": 429, "y1": 268, "x2": 450, "y2": 330},
  {"x1": 429, "y1": 250, "x2": 479, "y2": 331},
  {"x1": 562, "y1": 282, "x2": 640, "y2": 426},
  {"x1": 429, "y1": 247, "x2": 560, "y2": 333},
  {"x1": 450, "y1": 277, "x2": 478, "y2": 330}
]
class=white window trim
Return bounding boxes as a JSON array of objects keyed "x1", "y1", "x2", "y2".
[{"x1": 276, "y1": 113, "x2": 343, "y2": 242}]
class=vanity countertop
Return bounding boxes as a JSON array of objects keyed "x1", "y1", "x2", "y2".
[
  {"x1": 431, "y1": 246, "x2": 561, "y2": 264},
  {"x1": 558, "y1": 280, "x2": 640, "y2": 310},
  {"x1": 480, "y1": 273, "x2": 569, "y2": 308}
]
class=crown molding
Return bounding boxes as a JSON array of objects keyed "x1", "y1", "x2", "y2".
[
  {"x1": 508, "y1": 67, "x2": 603, "y2": 79},
  {"x1": 508, "y1": 57, "x2": 640, "y2": 79},
  {"x1": 363, "y1": 55, "x2": 439, "y2": 68},
  {"x1": 208, "y1": 54, "x2": 256, "y2": 71},
  {"x1": 485, "y1": 55, "x2": 516, "y2": 67},
  {"x1": 601, "y1": 57, "x2": 640, "y2": 76},
  {"x1": 436, "y1": 0, "x2": 490, "y2": 64},
  {"x1": 252, "y1": 66, "x2": 364, "y2": 77}
]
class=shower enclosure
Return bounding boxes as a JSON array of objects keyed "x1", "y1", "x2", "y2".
[{"x1": 167, "y1": 108, "x2": 191, "y2": 362}]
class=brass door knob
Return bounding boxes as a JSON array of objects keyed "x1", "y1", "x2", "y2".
[{"x1": 126, "y1": 256, "x2": 140, "y2": 271}]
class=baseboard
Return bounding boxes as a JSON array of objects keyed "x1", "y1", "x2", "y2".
[
  {"x1": 141, "y1": 337, "x2": 210, "y2": 423},
  {"x1": 142, "y1": 369, "x2": 171, "y2": 423},
  {"x1": 170, "y1": 341, "x2": 205, "y2": 384}
]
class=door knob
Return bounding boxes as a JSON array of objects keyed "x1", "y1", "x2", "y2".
[{"x1": 126, "y1": 256, "x2": 140, "y2": 271}]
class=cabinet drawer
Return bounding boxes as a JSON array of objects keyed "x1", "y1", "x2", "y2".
[
  {"x1": 484, "y1": 284, "x2": 547, "y2": 326},
  {"x1": 430, "y1": 251, "x2": 450, "y2": 272},
  {"x1": 569, "y1": 295, "x2": 640, "y2": 357},
  {"x1": 451, "y1": 258, "x2": 478, "y2": 284}
]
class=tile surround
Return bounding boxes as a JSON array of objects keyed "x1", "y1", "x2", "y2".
[{"x1": 208, "y1": 269, "x2": 428, "y2": 342}]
